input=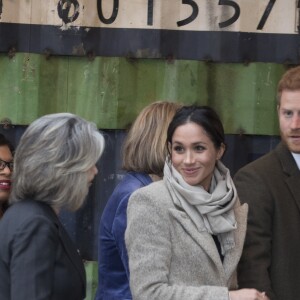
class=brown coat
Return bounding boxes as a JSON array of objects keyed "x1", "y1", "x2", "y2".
[{"x1": 234, "y1": 142, "x2": 300, "y2": 300}]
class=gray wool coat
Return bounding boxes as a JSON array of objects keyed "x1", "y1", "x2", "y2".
[{"x1": 125, "y1": 180, "x2": 248, "y2": 300}]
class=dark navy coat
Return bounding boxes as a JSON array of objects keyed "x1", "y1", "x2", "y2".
[{"x1": 95, "y1": 172, "x2": 152, "y2": 300}]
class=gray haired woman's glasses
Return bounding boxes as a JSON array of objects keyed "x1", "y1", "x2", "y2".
[{"x1": 0, "y1": 159, "x2": 13, "y2": 171}]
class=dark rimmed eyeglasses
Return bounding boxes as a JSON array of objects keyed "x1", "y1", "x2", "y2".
[{"x1": 0, "y1": 158, "x2": 13, "y2": 171}]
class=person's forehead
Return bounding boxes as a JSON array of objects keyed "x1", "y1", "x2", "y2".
[
  {"x1": 280, "y1": 90, "x2": 300, "y2": 104},
  {"x1": 0, "y1": 145, "x2": 13, "y2": 160}
]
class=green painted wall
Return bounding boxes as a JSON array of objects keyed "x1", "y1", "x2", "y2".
[
  {"x1": 85, "y1": 261, "x2": 98, "y2": 300},
  {"x1": 0, "y1": 53, "x2": 286, "y2": 135}
]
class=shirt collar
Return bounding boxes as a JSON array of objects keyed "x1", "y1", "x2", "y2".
[{"x1": 291, "y1": 152, "x2": 300, "y2": 170}]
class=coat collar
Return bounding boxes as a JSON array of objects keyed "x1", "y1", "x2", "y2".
[
  {"x1": 276, "y1": 142, "x2": 300, "y2": 176},
  {"x1": 128, "y1": 171, "x2": 153, "y2": 185},
  {"x1": 276, "y1": 142, "x2": 300, "y2": 212}
]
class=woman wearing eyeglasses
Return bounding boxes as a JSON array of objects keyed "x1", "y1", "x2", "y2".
[{"x1": 0, "y1": 134, "x2": 14, "y2": 218}]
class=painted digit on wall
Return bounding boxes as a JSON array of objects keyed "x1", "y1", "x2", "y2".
[
  {"x1": 257, "y1": 0, "x2": 276, "y2": 30},
  {"x1": 97, "y1": 0, "x2": 119, "y2": 24},
  {"x1": 57, "y1": 0, "x2": 80, "y2": 24},
  {"x1": 218, "y1": 0, "x2": 240, "y2": 28},
  {"x1": 148, "y1": 0, "x2": 154, "y2": 26},
  {"x1": 177, "y1": 0, "x2": 199, "y2": 27}
]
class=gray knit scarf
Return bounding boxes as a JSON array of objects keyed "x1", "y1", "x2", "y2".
[{"x1": 164, "y1": 159, "x2": 237, "y2": 254}]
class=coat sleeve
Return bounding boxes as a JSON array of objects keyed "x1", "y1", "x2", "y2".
[
  {"x1": 234, "y1": 167, "x2": 277, "y2": 300},
  {"x1": 10, "y1": 216, "x2": 59, "y2": 300},
  {"x1": 112, "y1": 192, "x2": 132, "y2": 278},
  {"x1": 125, "y1": 189, "x2": 229, "y2": 300}
]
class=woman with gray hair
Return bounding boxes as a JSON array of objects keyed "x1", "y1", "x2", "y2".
[{"x1": 0, "y1": 113, "x2": 105, "y2": 300}]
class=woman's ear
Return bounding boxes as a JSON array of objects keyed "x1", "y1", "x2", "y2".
[{"x1": 217, "y1": 143, "x2": 226, "y2": 160}]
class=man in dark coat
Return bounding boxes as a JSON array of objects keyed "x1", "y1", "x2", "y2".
[{"x1": 234, "y1": 65, "x2": 300, "y2": 300}]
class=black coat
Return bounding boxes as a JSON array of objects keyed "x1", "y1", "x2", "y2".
[
  {"x1": 234, "y1": 142, "x2": 300, "y2": 300},
  {"x1": 0, "y1": 200, "x2": 86, "y2": 300}
]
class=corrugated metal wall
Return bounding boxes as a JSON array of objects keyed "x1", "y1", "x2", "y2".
[{"x1": 0, "y1": 53, "x2": 286, "y2": 135}]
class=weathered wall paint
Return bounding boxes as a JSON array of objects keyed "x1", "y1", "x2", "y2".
[
  {"x1": 0, "y1": 53, "x2": 286, "y2": 135},
  {"x1": 1, "y1": 0, "x2": 296, "y2": 33},
  {"x1": 1, "y1": 1, "x2": 300, "y2": 62}
]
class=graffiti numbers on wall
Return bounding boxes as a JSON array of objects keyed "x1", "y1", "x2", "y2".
[
  {"x1": 0, "y1": 0, "x2": 289, "y2": 34},
  {"x1": 54, "y1": 0, "x2": 278, "y2": 29},
  {"x1": 96, "y1": 0, "x2": 276, "y2": 30}
]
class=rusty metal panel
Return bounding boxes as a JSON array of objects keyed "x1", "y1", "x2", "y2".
[
  {"x1": 0, "y1": 53, "x2": 69, "y2": 122},
  {"x1": 0, "y1": 53, "x2": 285, "y2": 135},
  {"x1": 207, "y1": 63, "x2": 284, "y2": 135},
  {"x1": 67, "y1": 56, "x2": 120, "y2": 128}
]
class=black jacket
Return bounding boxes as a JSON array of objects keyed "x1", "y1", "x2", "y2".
[{"x1": 0, "y1": 200, "x2": 86, "y2": 300}]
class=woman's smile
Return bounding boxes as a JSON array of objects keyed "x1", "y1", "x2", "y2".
[
  {"x1": 170, "y1": 122, "x2": 224, "y2": 190},
  {"x1": 181, "y1": 167, "x2": 200, "y2": 176}
]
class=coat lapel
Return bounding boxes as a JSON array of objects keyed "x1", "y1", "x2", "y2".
[
  {"x1": 57, "y1": 222, "x2": 86, "y2": 287},
  {"x1": 168, "y1": 208, "x2": 225, "y2": 272},
  {"x1": 168, "y1": 203, "x2": 248, "y2": 283},
  {"x1": 223, "y1": 203, "x2": 248, "y2": 282},
  {"x1": 277, "y1": 143, "x2": 300, "y2": 212},
  {"x1": 286, "y1": 175, "x2": 300, "y2": 211},
  {"x1": 47, "y1": 208, "x2": 86, "y2": 289},
  {"x1": 39, "y1": 204, "x2": 86, "y2": 290}
]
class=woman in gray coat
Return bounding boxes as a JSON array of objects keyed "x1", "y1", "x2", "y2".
[{"x1": 125, "y1": 106, "x2": 267, "y2": 300}]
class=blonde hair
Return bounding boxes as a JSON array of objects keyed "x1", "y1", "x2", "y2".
[
  {"x1": 122, "y1": 101, "x2": 182, "y2": 177},
  {"x1": 10, "y1": 113, "x2": 105, "y2": 211}
]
